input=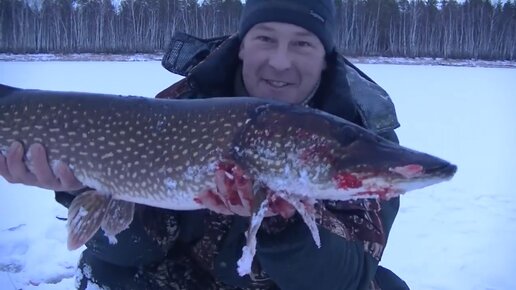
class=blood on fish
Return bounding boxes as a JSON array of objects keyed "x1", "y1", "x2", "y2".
[
  {"x1": 194, "y1": 189, "x2": 226, "y2": 206},
  {"x1": 227, "y1": 190, "x2": 242, "y2": 206},
  {"x1": 334, "y1": 173, "x2": 363, "y2": 189}
]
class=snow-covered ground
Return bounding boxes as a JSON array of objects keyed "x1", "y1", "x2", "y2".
[
  {"x1": 0, "y1": 59, "x2": 515, "y2": 289},
  {"x1": 1, "y1": 53, "x2": 514, "y2": 68}
]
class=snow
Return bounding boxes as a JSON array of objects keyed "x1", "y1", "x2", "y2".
[
  {"x1": 2, "y1": 53, "x2": 514, "y2": 68},
  {"x1": 1, "y1": 58, "x2": 515, "y2": 289},
  {"x1": 237, "y1": 198, "x2": 269, "y2": 277}
]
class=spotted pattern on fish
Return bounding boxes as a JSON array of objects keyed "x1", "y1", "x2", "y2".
[{"x1": 0, "y1": 90, "x2": 269, "y2": 210}]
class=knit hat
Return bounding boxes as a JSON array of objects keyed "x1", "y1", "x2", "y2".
[{"x1": 238, "y1": 0, "x2": 336, "y2": 53}]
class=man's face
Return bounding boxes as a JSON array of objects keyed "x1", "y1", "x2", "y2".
[{"x1": 239, "y1": 22, "x2": 327, "y2": 104}]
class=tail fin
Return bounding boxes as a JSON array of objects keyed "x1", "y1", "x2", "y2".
[{"x1": 0, "y1": 84, "x2": 20, "y2": 97}]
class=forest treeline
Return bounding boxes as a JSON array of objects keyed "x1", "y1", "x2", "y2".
[{"x1": 0, "y1": 0, "x2": 514, "y2": 60}]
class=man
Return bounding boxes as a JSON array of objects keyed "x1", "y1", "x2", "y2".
[{"x1": 0, "y1": 0, "x2": 409, "y2": 289}]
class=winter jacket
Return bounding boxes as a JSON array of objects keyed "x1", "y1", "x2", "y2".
[{"x1": 56, "y1": 32, "x2": 409, "y2": 290}]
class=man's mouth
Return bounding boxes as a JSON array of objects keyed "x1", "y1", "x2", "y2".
[{"x1": 264, "y1": 79, "x2": 291, "y2": 88}]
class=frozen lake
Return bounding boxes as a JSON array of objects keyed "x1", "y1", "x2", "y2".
[{"x1": 0, "y1": 60, "x2": 515, "y2": 289}]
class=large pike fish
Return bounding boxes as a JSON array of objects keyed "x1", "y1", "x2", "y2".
[{"x1": 0, "y1": 84, "x2": 457, "y2": 275}]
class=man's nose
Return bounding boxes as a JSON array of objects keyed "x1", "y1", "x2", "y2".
[{"x1": 267, "y1": 46, "x2": 292, "y2": 71}]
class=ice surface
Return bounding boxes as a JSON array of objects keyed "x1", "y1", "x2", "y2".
[{"x1": 0, "y1": 59, "x2": 515, "y2": 289}]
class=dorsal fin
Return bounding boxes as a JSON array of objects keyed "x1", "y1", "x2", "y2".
[{"x1": 0, "y1": 84, "x2": 20, "y2": 97}]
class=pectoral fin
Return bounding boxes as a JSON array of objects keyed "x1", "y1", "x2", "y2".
[
  {"x1": 100, "y1": 199, "x2": 135, "y2": 244},
  {"x1": 67, "y1": 190, "x2": 111, "y2": 250}
]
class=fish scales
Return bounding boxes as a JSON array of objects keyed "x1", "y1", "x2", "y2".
[{"x1": 0, "y1": 88, "x2": 259, "y2": 209}]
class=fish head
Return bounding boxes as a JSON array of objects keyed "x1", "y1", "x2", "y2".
[
  {"x1": 328, "y1": 131, "x2": 458, "y2": 199},
  {"x1": 233, "y1": 102, "x2": 457, "y2": 200}
]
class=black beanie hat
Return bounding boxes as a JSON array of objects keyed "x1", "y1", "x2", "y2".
[{"x1": 238, "y1": 0, "x2": 336, "y2": 53}]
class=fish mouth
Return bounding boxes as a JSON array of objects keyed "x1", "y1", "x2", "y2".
[
  {"x1": 423, "y1": 162, "x2": 458, "y2": 179},
  {"x1": 385, "y1": 162, "x2": 457, "y2": 194},
  {"x1": 390, "y1": 162, "x2": 457, "y2": 180},
  {"x1": 331, "y1": 161, "x2": 458, "y2": 199}
]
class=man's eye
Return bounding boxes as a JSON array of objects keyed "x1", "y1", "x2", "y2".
[
  {"x1": 294, "y1": 41, "x2": 313, "y2": 48},
  {"x1": 256, "y1": 36, "x2": 274, "y2": 43}
]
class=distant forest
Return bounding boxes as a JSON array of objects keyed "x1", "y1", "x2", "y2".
[{"x1": 0, "y1": 0, "x2": 514, "y2": 60}]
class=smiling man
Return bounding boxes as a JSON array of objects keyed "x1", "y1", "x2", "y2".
[
  {"x1": 0, "y1": 0, "x2": 410, "y2": 289},
  {"x1": 238, "y1": 21, "x2": 327, "y2": 104}
]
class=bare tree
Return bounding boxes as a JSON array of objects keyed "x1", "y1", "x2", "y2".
[{"x1": 0, "y1": 0, "x2": 514, "y2": 60}]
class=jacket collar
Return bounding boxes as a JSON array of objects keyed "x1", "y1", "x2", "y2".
[{"x1": 187, "y1": 34, "x2": 242, "y2": 97}]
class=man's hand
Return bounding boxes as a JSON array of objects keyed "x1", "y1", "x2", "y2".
[
  {"x1": 196, "y1": 162, "x2": 296, "y2": 218},
  {"x1": 0, "y1": 141, "x2": 84, "y2": 191}
]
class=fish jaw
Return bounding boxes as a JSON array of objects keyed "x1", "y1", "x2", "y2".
[
  {"x1": 255, "y1": 160, "x2": 457, "y2": 202},
  {"x1": 331, "y1": 161, "x2": 457, "y2": 200}
]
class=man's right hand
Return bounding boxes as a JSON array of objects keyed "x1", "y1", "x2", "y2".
[{"x1": 0, "y1": 141, "x2": 84, "y2": 191}]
